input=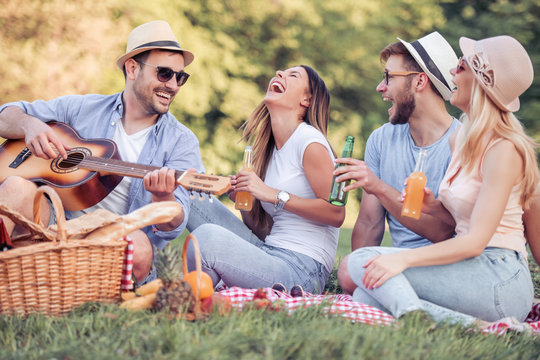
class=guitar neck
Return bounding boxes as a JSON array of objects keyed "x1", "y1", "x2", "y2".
[
  {"x1": 1, "y1": 122, "x2": 230, "y2": 200},
  {"x1": 81, "y1": 156, "x2": 184, "y2": 181}
]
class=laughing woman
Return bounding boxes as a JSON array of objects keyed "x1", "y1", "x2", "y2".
[
  {"x1": 187, "y1": 65, "x2": 345, "y2": 293},
  {"x1": 340, "y1": 36, "x2": 539, "y2": 326}
]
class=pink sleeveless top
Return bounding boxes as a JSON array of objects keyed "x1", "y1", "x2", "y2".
[{"x1": 438, "y1": 139, "x2": 527, "y2": 257}]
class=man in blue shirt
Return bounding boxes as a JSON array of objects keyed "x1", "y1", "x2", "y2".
[
  {"x1": 335, "y1": 32, "x2": 460, "y2": 294},
  {"x1": 0, "y1": 20, "x2": 204, "y2": 284},
  {"x1": 336, "y1": 32, "x2": 540, "y2": 296}
]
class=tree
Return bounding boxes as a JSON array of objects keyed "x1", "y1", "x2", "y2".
[{"x1": 1, "y1": 0, "x2": 537, "y2": 205}]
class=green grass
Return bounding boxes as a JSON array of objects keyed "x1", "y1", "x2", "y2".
[
  {"x1": 0, "y1": 229, "x2": 538, "y2": 359},
  {"x1": 335, "y1": 227, "x2": 392, "y2": 259},
  {"x1": 0, "y1": 301, "x2": 538, "y2": 360}
]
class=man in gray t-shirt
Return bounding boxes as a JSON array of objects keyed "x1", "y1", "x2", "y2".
[{"x1": 335, "y1": 32, "x2": 460, "y2": 293}]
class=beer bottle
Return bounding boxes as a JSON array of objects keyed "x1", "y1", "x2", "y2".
[
  {"x1": 235, "y1": 145, "x2": 254, "y2": 211},
  {"x1": 328, "y1": 136, "x2": 355, "y2": 206},
  {"x1": 401, "y1": 149, "x2": 428, "y2": 219}
]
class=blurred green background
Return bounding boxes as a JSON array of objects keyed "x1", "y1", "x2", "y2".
[{"x1": 1, "y1": 0, "x2": 539, "y2": 226}]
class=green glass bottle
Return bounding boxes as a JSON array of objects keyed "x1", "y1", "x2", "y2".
[{"x1": 328, "y1": 136, "x2": 355, "y2": 206}]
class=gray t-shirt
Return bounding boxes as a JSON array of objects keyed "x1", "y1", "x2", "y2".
[{"x1": 365, "y1": 118, "x2": 460, "y2": 248}]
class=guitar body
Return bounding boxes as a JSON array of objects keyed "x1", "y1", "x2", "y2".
[{"x1": 0, "y1": 122, "x2": 123, "y2": 211}]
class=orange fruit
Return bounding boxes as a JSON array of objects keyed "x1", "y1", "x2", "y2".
[
  {"x1": 201, "y1": 293, "x2": 233, "y2": 315},
  {"x1": 183, "y1": 271, "x2": 214, "y2": 300}
]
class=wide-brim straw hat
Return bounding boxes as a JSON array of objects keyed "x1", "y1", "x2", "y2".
[
  {"x1": 398, "y1": 31, "x2": 458, "y2": 101},
  {"x1": 459, "y1": 36, "x2": 533, "y2": 112},
  {"x1": 116, "y1": 20, "x2": 195, "y2": 69}
]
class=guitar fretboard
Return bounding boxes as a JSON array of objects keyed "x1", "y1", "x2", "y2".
[{"x1": 70, "y1": 155, "x2": 184, "y2": 180}]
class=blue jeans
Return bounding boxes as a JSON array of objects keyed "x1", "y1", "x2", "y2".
[
  {"x1": 347, "y1": 246, "x2": 534, "y2": 325},
  {"x1": 186, "y1": 198, "x2": 329, "y2": 293}
]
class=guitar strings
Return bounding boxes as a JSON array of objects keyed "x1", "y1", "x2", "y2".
[
  {"x1": 51, "y1": 156, "x2": 221, "y2": 192},
  {"x1": 47, "y1": 151, "x2": 223, "y2": 192},
  {"x1": 51, "y1": 153, "x2": 165, "y2": 176},
  {"x1": 48, "y1": 148, "x2": 194, "y2": 177}
]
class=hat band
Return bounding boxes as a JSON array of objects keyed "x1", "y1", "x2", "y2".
[
  {"x1": 132, "y1": 40, "x2": 182, "y2": 51},
  {"x1": 410, "y1": 40, "x2": 451, "y2": 91}
]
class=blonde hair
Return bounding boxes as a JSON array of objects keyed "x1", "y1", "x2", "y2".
[
  {"x1": 240, "y1": 65, "x2": 332, "y2": 231},
  {"x1": 456, "y1": 79, "x2": 539, "y2": 208}
]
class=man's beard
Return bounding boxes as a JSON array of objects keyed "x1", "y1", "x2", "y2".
[
  {"x1": 390, "y1": 90, "x2": 415, "y2": 125},
  {"x1": 133, "y1": 78, "x2": 170, "y2": 116}
]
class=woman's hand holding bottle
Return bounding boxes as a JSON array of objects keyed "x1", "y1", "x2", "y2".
[{"x1": 235, "y1": 170, "x2": 277, "y2": 204}]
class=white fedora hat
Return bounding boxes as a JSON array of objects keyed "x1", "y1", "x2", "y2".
[
  {"x1": 116, "y1": 20, "x2": 195, "y2": 69},
  {"x1": 398, "y1": 31, "x2": 458, "y2": 100}
]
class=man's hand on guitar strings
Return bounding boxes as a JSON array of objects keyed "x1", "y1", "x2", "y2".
[
  {"x1": 145, "y1": 167, "x2": 178, "y2": 202},
  {"x1": 25, "y1": 121, "x2": 71, "y2": 160}
]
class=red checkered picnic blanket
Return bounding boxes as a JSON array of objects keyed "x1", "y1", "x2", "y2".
[
  {"x1": 219, "y1": 286, "x2": 394, "y2": 326},
  {"x1": 119, "y1": 242, "x2": 540, "y2": 335},
  {"x1": 121, "y1": 236, "x2": 134, "y2": 291},
  {"x1": 217, "y1": 287, "x2": 540, "y2": 335}
]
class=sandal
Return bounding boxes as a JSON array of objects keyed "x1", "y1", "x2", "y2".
[
  {"x1": 290, "y1": 284, "x2": 305, "y2": 298},
  {"x1": 271, "y1": 283, "x2": 287, "y2": 294}
]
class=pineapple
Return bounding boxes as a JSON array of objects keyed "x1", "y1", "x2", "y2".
[{"x1": 153, "y1": 243, "x2": 195, "y2": 314}]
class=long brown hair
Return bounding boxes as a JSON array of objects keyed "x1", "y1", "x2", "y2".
[{"x1": 240, "y1": 65, "x2": 332, "y2": 232}]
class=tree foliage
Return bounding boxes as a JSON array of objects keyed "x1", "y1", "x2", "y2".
[{"x1": 1, "y1": 0, "x2": 538, "y2": 211}]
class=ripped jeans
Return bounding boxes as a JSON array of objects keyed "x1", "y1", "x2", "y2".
[{"x1": 347, "y1": 246, "x2": 534, "y2": 325}]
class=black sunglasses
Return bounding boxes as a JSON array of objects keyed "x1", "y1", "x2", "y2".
[
  {"x1": 383, "y1": 70, "x2": 421, "y2": 85},
  {"x1": 137, "y1": 61, "x2": 190, "y2": 87}
]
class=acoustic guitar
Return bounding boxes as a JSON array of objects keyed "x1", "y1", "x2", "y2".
[{"x1": 0, "y1": 121, "x2": 231, "y2": 211}]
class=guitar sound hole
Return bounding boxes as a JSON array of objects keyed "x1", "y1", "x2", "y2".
[{"x1": 58, "y1": 151, "x2": 84, "y2": 169}]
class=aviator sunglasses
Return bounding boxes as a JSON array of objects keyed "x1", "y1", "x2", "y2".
[
  {"x1": 383, "y1": 70, "x2": 421, "y2": 85},
  {"x1": 137, "y1": 61, "x2": 190, "y2": 87}
]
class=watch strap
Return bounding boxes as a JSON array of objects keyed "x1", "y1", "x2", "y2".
[{"x1": 275, "y1": 190, "x2": 289, "y2": 210}]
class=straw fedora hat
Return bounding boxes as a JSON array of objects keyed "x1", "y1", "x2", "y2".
[
  {"x1": 459, "y1": 35, "x2": 533, "y2": 112},
  {"x1": 398, "y1": 31, "x2": 458, "y2": 101},
  {"x1": 116, "y1": 20, "x2": 195, "y2": 69}
]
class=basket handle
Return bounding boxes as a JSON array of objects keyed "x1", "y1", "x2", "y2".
[
  {"x1": 32, "y1": 186, "x2": 67, "y2": 243},
  {"x1": 182, "y1": 234, "x2": 202, "y2": 310},
  {"x1": 0, "y1": 194, "x2": 56, "y2": 243}
]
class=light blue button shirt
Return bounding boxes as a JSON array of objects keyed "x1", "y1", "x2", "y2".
[{"x1": 0, "y1": 92, "x2": 205, "y2": 249}]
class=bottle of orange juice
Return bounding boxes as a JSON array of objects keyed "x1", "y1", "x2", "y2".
[
  {"x1": 401, "y1": 149, "x2": 428, "y2": 219},
  {"x1": 235, "y1": 145, "x2": 254, "y2": 211}
]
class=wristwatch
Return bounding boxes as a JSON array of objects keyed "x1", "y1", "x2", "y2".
[{"x1": 275, "y1": 190, "x2": 290, "y2": 210}]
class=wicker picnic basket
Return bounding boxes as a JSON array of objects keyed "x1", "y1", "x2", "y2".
[
  {"x1": 181, "y1": 233, "x2": 206, "y2": 320},
  {"x1": 0, "y1": 186, "x2": 126, "y2": 316}
]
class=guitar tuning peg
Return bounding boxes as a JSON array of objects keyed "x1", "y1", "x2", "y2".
[
  {"x1": 202, "y1": 191, "x2": 212, "y2": 202},
  {"x1": 189, "y1": 190, "x2": 196, "y2": 200},
  {"x1": 198, "y1": 192, "x2": 205, "y2": 201}
]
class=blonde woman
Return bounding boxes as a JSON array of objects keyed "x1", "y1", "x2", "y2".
[
  {"x1": 340, "y1": 36, "x2": 538, "y2": 326},
  {"x1": 187, "y1": 65, "x2": 345, "y2": 293}
]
